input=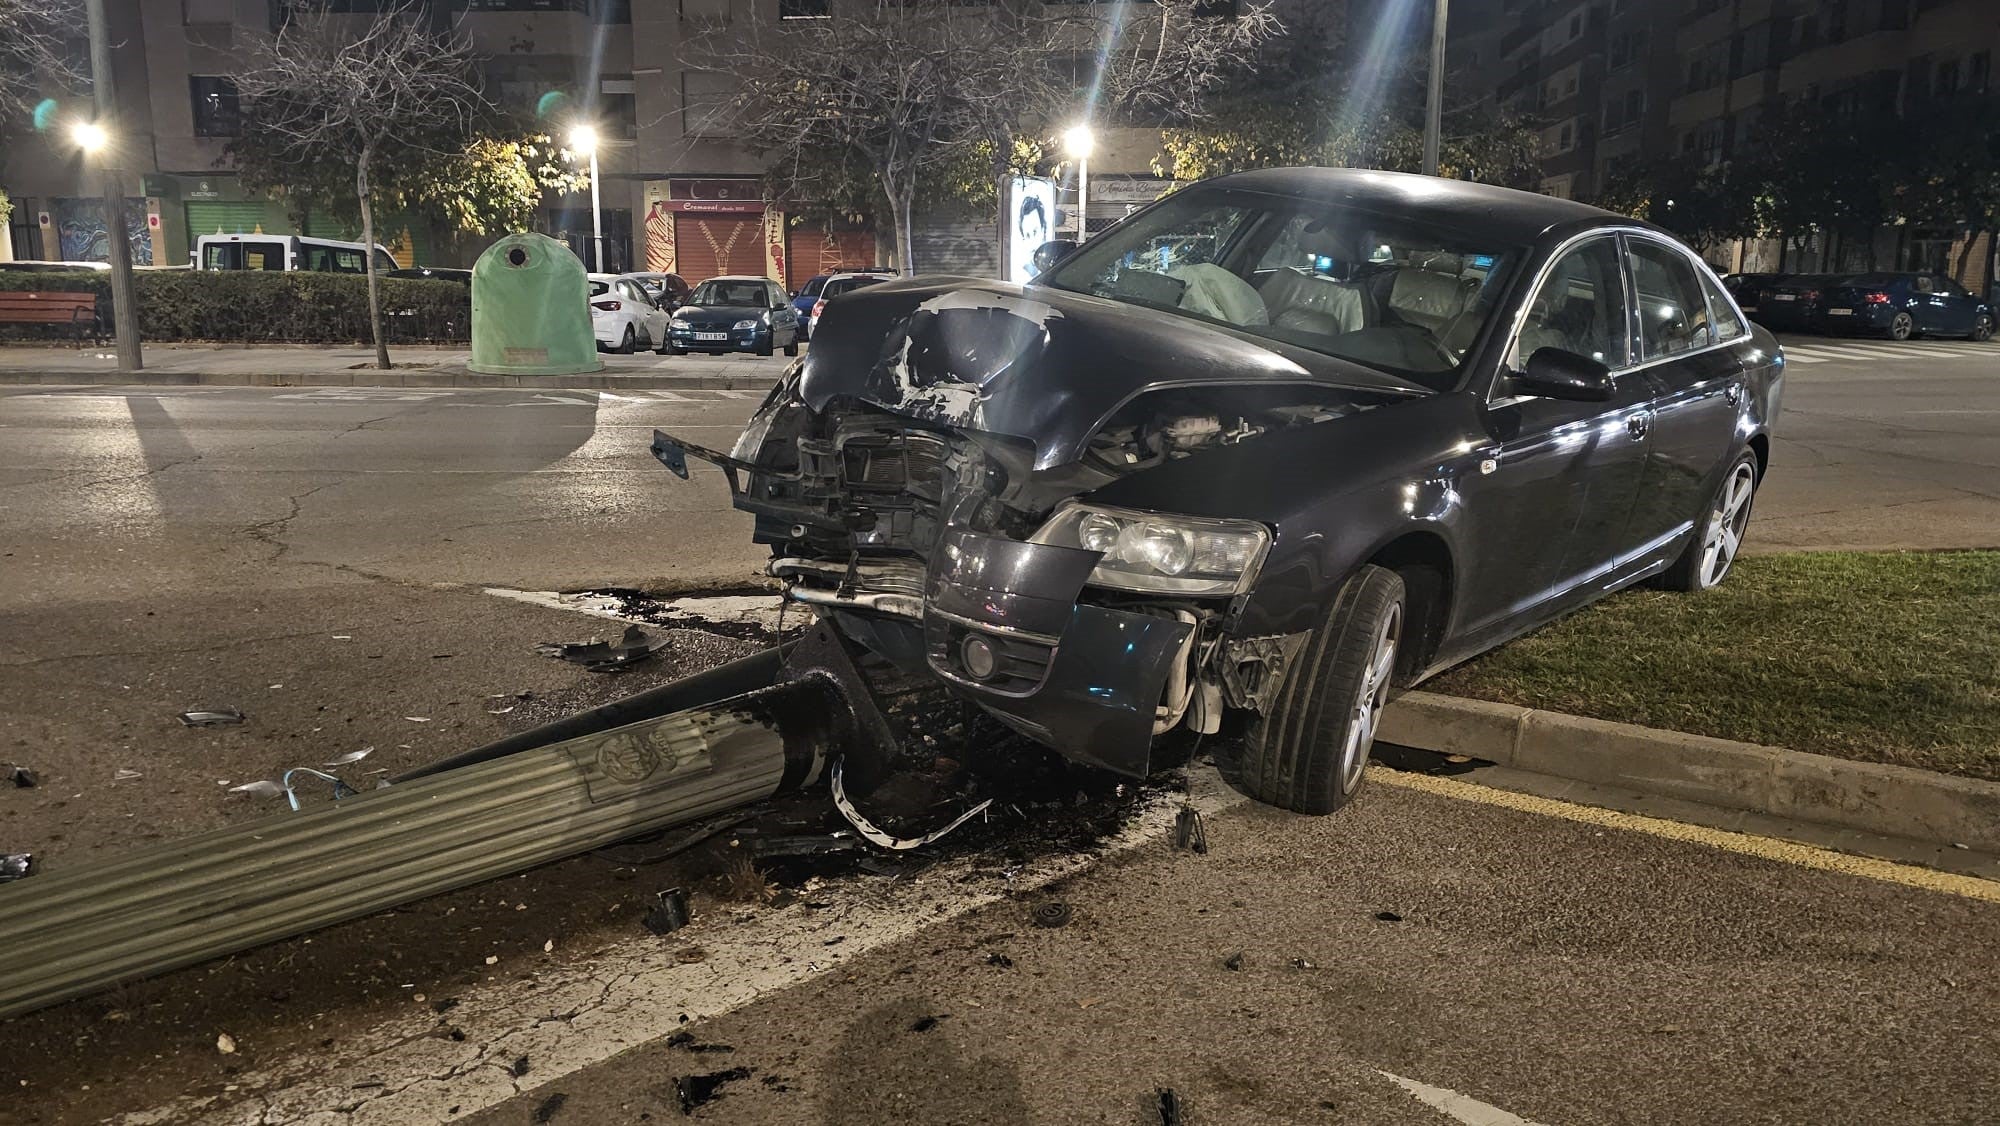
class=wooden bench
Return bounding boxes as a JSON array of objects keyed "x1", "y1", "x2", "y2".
[{"x1": 0, "y1": 291, "x2": 102, "y2": 346}]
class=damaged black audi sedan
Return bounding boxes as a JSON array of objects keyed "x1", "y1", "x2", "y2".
[{"x1": 655, "y1": 169, "x2": 1783, "y2": 814}]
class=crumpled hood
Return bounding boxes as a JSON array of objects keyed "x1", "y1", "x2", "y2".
[{"x1": 797, "y1": 277, "x2": 1423, "y2": 471}]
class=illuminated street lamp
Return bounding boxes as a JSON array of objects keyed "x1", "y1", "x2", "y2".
[
  {"x1": 1063, "y1": 124, "x2": 1094, "y2": 242},
  {"x1": 71, "y1": 120, "x2": 108, "y2": 153},
  {"x1": 569, "y1": 124, "x2": 603, "y2": 272}
]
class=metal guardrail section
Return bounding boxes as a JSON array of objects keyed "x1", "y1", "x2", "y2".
[{"x1": 0, "y1": 683, "x2": 833, "y2": 1020}]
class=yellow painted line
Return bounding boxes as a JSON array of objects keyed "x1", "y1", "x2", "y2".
[{"x1": 1373, "y1": 768, "x2": 2000, "y2": 904}]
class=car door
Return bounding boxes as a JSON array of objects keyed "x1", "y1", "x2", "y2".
[
  {"x1": 1932, "y1": 275, "x2": 1979, "y2": 335},
  {"x1": 768, "y1": 281, "x2": 797, "y2": 341},
  {"x1": 1452, "y1": 234, "x2": 1654, "y2": 647},
  {"x1": 1910, "y1": 274, "x2": 1961, "y2": 334},
  {"x1": 1621, "y1": 236, "x2": 1745, "y2": 557},
  {"x1": 627, "y1": 281, "x2": 668, "y2": 341}
]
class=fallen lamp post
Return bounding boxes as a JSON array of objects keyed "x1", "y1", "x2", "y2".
[{"x1": 0, "y1": 673, "x2": 843, "y2": 1020}]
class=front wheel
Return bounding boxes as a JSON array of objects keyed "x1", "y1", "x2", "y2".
[
  {"x1": 1662, "y1": 450, "x2": 1758, "y2": 591},
  {"x1": 1887, "y1": 311, "x2": 1915, "y2": 341},
  {"x1": 755, "y1": 336, "x2": 774, "y2": 358},
  {"x1": 783, "y1": 337, "x2": 800, "y2": 357},
  {"x1": 1237, "y1": 565, "x2": 1405, "y2": 814},
  {"x1": 1971, "y1": 313, "x2": 1993, "y2": 342}
]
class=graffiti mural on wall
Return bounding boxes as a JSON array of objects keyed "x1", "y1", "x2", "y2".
[{"x1": 54, "y1": 198, "x2": 153, "y2": 265}]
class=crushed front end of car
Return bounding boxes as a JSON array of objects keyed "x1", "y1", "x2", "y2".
[{"x1": 653, "y1": 279, "x2": 1405, "y2": 780}]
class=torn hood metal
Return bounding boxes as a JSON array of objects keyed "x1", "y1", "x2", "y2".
[{"x1": 797, "y1": 278, "x2": 1426, "y2": 471}]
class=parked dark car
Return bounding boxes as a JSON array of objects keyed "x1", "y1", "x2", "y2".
[
  {"x1": 790, "y1": 274, "x2": 831, "y2": 340},
  {"x1": 1721, "y1": 271, "x2": 1783, "y2": 316},
  {"x1": 385, "y1": 266, "x2": 472, "y2": 284},
  {"x1": 1805, "y1": 272, "x2": 1991, "y2": 340},
  {"x1": 654, "y1": 169, "x2": 1782, "y2": 814},
  {"x1": 664, "y1": 276, "x2": 801, "y2": 356}
]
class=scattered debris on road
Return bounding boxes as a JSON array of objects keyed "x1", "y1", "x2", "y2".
[
  {"x1": 7, "y1": 765, "x2": 36, "y2": 788},
  {"x1": 1222, "y1": 951, "x2": 1245, "y2": 971},
  {"x1": 643, "y1": 888, "x2": 692, "y2": 935},
  {"x1": 985, "y1": 952, "x2": 1013, "y2": 968},
  {"x1": 1032, "y1": 901, "x2": 1073, "y2": 928},
  {"x1": 113, "y1": 769, "x2": 142, "y2": 781},
  {"x1": 507, "y1": 1055, "x2": 531, "y2": 1079},
  {"x1": 322, "y1": 747, "x2": 373, "y2": 767},
  {"x1": 1156, "y1": 1087, "x2": 1185, "y2": 1126},
  {"x1": 909, "y1": 1014, "x2": 945, "y2": 1032},
  {"x1": 536, "y1": 624, "x2": 669, "y2": 672},
  {"x1": 676, "y1": 1067, "x2": 753, "y2": 1116},
  {"x1": 1375, "y1": 911, "x2": 1403, "y2": 922},
  {"x1": 1, "y1": 853, "x2": 31, "y2": 882},
  {"x1": 215, "y1": 1032, "x2": 237, "y2": 1054},
  {"x1": 666, "y1": 1032, "x2": 734, "y2": 1053},
  {"x1": 532, "y1": 1092, "x2": 567, "y2": 1123},
  {"x1": 178, "y1": 708, "x2": 245, "y2": 727},
  {"x1": 830, "y1": 760, "x2": 993, "y2": 850}
]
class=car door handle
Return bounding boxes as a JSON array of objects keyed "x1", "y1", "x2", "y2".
[{"x1": 1627, "y1": 413, "x2": 1651, "y2": 439}]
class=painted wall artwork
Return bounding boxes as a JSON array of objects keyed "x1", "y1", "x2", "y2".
[{"x1": 54, "y1": 198, "x2": 154, "y2": 265}]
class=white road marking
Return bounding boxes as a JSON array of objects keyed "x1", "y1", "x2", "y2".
[
  {"x1": 507, "y1": 392, "x2": 598, "y2": 407},
  {"x1": 273, "y1": 388, "x2": 454, "y2": 401},
  {"x1": 1378, "y1": 1071, "x2": 1552, "y2": 1126}
]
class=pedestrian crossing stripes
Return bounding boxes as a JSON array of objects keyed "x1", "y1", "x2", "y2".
[{"x1": 1778, "y1": 339, "x2": 1999, "y2": 365}]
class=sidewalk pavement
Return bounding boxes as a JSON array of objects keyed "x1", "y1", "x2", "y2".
[{"x1": 0, "y1": 343, "x2": 792, "y2": 390}]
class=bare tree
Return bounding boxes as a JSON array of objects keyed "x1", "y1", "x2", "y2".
[
  {"x1": 234, "y1": 1, "x2": 485, "y2": 369},
  {"x1": 0, "y1": 0, "x2": 82, "y2": 124},
  {"x1": 694, "y1": 0, "x2": 1275, "y2": 276}
]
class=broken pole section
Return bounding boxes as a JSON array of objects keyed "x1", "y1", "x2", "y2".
[{"x1": 0, "y1": 680, "x2": 838, "y2": 1020}]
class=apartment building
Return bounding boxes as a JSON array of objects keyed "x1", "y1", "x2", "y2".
[{"x1": 1460, "y1": 0, "x2": 1999, "y2": 288}]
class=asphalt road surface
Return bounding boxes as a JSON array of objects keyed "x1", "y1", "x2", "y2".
[{"x1": 0, "y1": 333, "x2": 1995, "y2": 1123}]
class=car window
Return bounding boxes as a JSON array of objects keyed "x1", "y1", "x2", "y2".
[
  {"x1": 1915, "y1": 275, "x2": 1936, "y2": 294},
  {"x1": 1698, "y1": 269, "x2": 1747, "y2": 341},
  {"x1": 1628, "y1": 240, "x2": 1713, "y2": 360},
  {"x1": 825, "y1": 276, "x2": 888, "y2": 298},
  {"x1": 801, "y1": 277, "x2": 826, "y2": 297},
  {"x1": 1512, "y1": 236, "x2": 1630, "y2": 370},
  {"x1": 1038, "y1": 186, "x2": 1523, "y2": 389},
  {"x1": 588, "y1": 280, "x2": 610, "y2": 297},
  {"x1": 1937, "y1": 276, "x2": 1968, "y2": 298},
  {"x1": 689, "y1": 280, "x2": 769, "y2": 306},
  {"x1": 767, "y1": 283, "x2": 785, "y2": 307}
]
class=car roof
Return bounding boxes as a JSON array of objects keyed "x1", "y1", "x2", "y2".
[
  {"x1": 1204, "y1": 168, "x2": 1629, "y2": 245},
  {"x1": 703, "y1": 275, "x2": 772, "y2": 283},
  {"x1": 826, "y1": 270, "x2": 895, "y2": 281}
]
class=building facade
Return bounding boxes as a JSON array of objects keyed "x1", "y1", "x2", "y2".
[{"x1": 1460, "y1": 0, "x2": 1999, "y2": 291}]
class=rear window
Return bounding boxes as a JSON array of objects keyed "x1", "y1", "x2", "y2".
[
  {"x1": 588, "y1": 280, "x2": 610, "y2": 296},
  {"x1": 824, "y1": 276, "x2": 887, "y2": 298}
]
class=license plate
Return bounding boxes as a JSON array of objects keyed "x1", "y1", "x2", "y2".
[
  {"x1": 1827, "y1": 308, "x2": 1853, "y2": 316},
  {"x1": 1771, "y1": 293, "x2": 1796, "y2": 302},
  {"x1": 695, "y1": 332, "x2": 728, "y2": 341}
]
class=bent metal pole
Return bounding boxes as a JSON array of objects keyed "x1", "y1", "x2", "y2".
[{"x1": 0, "y1": 681, "x2": 836, "y2": 1020}]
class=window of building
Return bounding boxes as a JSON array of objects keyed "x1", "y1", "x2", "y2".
[
  {"x1": 1972, "y1": 51, "x2": 1992, "y2": 93},
  {"x1": 779, "y1": 0, "x2": 829, "y2": 16},
  {"x1": 1567, "y1": 12, "x2": 1582, "y2": 39},
  {"x1": 189, "y1": 75, "x2": 240, "y2": 137},
  {"x1": 1936, "y1": 58, "x2": 1961, "y2": 96},
  {"x1": 1824, "y1": 0, "x2": 1848, "y2": 44},
  {"x1": 681, "y1": 70, "x2": 735, "y2": 137}
]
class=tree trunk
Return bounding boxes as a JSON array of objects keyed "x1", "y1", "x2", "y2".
[
  {"x1": 1953, "y1": 230, "x2": 1981, "y2": 285},
  {"x1": 879, "y1": 169, "x2": 917, "y2": 276},
  {"x1": 357, "y1": 143, "x2": 389, "y2": 371}
]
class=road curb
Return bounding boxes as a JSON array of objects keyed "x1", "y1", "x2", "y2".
[
  {"x1": 0, "y1": 368, "x2": 782, "y2": 391},
  {"x1": 1377, "y1": 691, "x2": 2000, "y2": 852}
]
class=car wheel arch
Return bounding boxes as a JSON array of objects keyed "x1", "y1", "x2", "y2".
[
  {"x1": 1359, "y1": 529, "x2": 1456, "y2": 683},
  {"x1": 1747, "y1": 432, "x2": 1770, "y2": 482}
]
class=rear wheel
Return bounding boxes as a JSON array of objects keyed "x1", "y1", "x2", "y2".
[
  {"x1": 1887, "y1": 311, "x2": 1915, "y2": 341},
  {"x1": 1662, "y1": 450, "x2": 1759, "y2": 591},
  {"x1": 1237, "y1": 565, "x2": 1404, "y2": 815},
  {"x1": 1972, "y1": 313, "x2": 1993, "y2": 342},
  {"x1": 615, "y1": 324, "x2": 636, "y2": 354}
]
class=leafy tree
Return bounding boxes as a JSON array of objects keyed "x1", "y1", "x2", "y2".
[
  {"x1": 1593, "y1": 157, "x2": 1754, "y2": 251},
  {"x1": 1883, "y1": 94, "x2": 2000, "y2": 280},
  {"x1": 232, "y1": 0, "x2": 485, "y2": 370},
  {"x1": 696, "y1": 0, "x2": 1276, "y2": 273}
]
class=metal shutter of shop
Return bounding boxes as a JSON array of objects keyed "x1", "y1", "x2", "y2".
[
  {"x1": 675, "y1": 214, "x2": 763, "y2": 283},
  {"x1": 910, "y1": 217, "x2": 997, "y2": 277},
  {"x1": 185, "y1": 201, "x2": 282, "y2": 237},
  {"x1": 786, "y1": 230, "x2": 877, "y2": 290}
]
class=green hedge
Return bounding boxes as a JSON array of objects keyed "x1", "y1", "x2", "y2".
[{"x1": 0, "y1": 269, "x2": 470, "y2": 344}]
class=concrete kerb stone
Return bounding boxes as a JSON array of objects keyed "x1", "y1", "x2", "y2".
[{"x1": 1379, "y1": 691, "x2": 2000, "y2": 854}]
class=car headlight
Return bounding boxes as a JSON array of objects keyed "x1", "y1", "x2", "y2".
[
  {"x1": 1029, "y1": 503, "x2": 1269, "y2": 595},
  {"x1": 670, "y1": 316, "x2": 691, "y2": 328},
  {"x1": 732, "y1": 318, "x2": 760, "y2": 330}
]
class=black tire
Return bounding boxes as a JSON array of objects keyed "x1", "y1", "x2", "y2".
[
  {"x1": 783, "y1": 337, "x2": 800, "y2": 357},
  {"x1": 755, "y1": 337, "x2": 774, "y2": 357},
  {"x1": 1661, "y1": 449, "x2": 1759, "y2": 592},
  {"x1": 1238, "y1": 565, "x2": 1405, "y2": 815},
  {"x1": 1971, "y1": 314, "x2": 1993, "y2": 343},
  {"x1": 615, "y1": 324, "x2": 636, "y2": 354},
  {"x1": 1887, "y1": 311, "x2": 1915, "y2": 341}
]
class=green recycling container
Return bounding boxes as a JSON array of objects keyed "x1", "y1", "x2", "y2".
[{"x1": 468, "y1": 232, "x2": 602, "y2": 375}]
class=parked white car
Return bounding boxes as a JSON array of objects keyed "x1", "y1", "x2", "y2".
[
  {"x1": 807, "y1": 270, "x2": 897, "y2": 337},
  {"x1": 588, "y1": 273, "x2": 673, "y2": 354}
]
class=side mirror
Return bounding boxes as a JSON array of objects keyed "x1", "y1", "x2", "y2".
[
  {"x1": 1513, "y1": 347, "x2": 1613, "y2": 402},
  {"x1": 1031, "y1": 239, "x2": 1079, "y2": 273}
]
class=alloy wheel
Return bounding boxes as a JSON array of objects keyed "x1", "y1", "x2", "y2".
[
  {"x1": 1889, "y1": 312, "x2": 1914, "y2": 341},
  {"x1": 1974, "y1": 315, "x2": 1993, "y2": 343},
  {"x1": 1698, "y1": 461, "x2": 1756, "y2": 588},
  {"x1": 1340, "y1": 603, "x2": 1401, "y2": 795}
]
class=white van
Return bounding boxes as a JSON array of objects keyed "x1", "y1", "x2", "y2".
[{"x1": 194, "y1": 233, "x2": 399, "y2": 273}]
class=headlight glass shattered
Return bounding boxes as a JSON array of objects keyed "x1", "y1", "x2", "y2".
[{"x1": 1031, "y1": 503, "x2": 1269, "y2": 595}]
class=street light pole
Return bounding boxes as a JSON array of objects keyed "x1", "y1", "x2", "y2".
[
  {"x1": 1423, "y1": 0, "x2": 1450, "y2": 178},
  {"x1": 1063, "y1": 125, "x2": 1095, "y2": 243},
  {"x1": 84, "y1": 0, "x2": 141, "y2": 371},
  {"x1": 588, "y1": 147, "x2": 603, "y2": 272}
]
